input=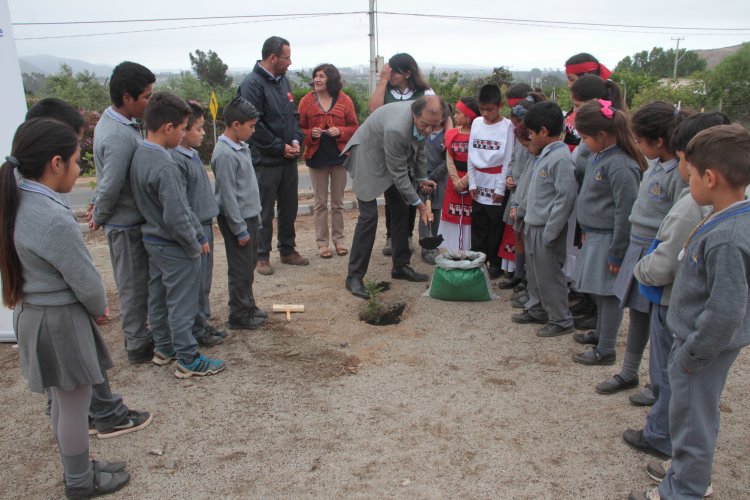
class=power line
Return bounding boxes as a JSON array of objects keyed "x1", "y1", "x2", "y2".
[
  {"x1": 13, "y1": 11, "x2": 750, "y2": 41},
  {"x1": 13, "y1": 11, "x2": 749, "y2": 32},
  {"x1": 14, "y1": 14, "x2": 351, "y2": 41}
]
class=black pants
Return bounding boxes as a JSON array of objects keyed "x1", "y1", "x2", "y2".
[
  {"x1": 385, "y1": 202, "x2": 416, "y2": 238},
  {"x1": 255, "y1": 161, "x2": 298, "y2": 258},
  {"x1": 471, "y1": 201, "x2": 506, "y2": 267},
  {"x1": 218, "y1": 215, "x2": 258, "y2": 317},
  {"x1": 348, "y1": 185, "x2": 411, "y2": 280}
]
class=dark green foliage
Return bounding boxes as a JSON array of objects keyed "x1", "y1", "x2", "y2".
[{"x1": 189, "y1": 49, "x2": 232, "y2": 89}]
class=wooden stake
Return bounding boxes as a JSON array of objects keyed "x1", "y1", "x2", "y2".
[{"x1": 272, "y1": 304, "x2": 305, "y2": 322}]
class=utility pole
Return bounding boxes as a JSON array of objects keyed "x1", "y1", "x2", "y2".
[
  {"x1": 672, "y1": 37, "x2": 685, "y2": 81},
  {"x1": 368, "y1": 0, "x2": 378, "y2": 94}
]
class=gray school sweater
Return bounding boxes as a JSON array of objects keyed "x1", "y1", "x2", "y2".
[
  {"x1": 666, "y1": 200, "x2": 750, "y2": 372},
  {"x1": 634, "y1": 188, "x2": 707, "y2": 305},
  {"x1": 504, "y1": 143, "x2": 532, "y2": 222},
  {"x1": 577, "y1": 145, "x2": 641, "y2": 264},
  {"x1": 170, "y1": 146, "x2": 219, "y2": 224},
  {"x1": 211, "y1": 136, "x2": 262, "y2": 240},
  {"x1": 92, "y1": 107, "x2": 145, "y2": 227},
  {"x1": 511, "y1": 150, "x2": 537, "y2": 219},
  {"x1": 524, "y1": 141, "x2": 578, "y2": 244},
  {"x1": 14, "y1": 179, "x2": 106, "y2": 316},
  {"x1": 130, "y1": 141, "x2": 205, "y2": 259},
  {"x1": 629, "y1": 158, "x2": 685, "y2": 239}
]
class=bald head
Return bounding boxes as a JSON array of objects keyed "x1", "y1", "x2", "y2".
[{"x1": 412, "y1": 95, "x2": 449, "y2": 136}]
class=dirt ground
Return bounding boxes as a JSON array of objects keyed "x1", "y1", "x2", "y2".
[{"x1": 1, "y1": 208, "x2": 748, "y2": 499}]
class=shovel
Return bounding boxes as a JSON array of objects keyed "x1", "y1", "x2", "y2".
[{"x1": 419, "y1": 195, "x2": 444, "y2": 250}]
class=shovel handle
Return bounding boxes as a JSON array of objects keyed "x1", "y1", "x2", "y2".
[{"x1": 426, "y1": 198, "x2": 433, "y2": 222}]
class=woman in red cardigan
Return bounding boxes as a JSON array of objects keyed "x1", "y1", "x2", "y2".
[{"x1": 299, "y1": 63, "x2": 359, "y2": 258}]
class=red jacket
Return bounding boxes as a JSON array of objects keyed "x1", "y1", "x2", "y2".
[{"x1": 298, "y1": 91, "x2": 359, "y2": 160}]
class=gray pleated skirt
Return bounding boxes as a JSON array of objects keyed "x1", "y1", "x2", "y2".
[
  {"x1": 572, "y1": 232, "x2": 618, "y2": 296},
  {"x1": 14, "y1": 302, "x2": 112, "y2": 393},
  {"x1": 613, "y1": 236, "x2": 653, "y2": 313}
]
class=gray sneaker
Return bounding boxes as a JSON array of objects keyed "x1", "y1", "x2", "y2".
[
  {"x1": 536, "y1": 323, "x2": 574, "y2": 338},
  {"x1": 646, "y1": 459, "x2": 713, "y2": 497},
  {"x1": 630, "y1": 384, "x2": 657, "y2": 406},
  {"x1": 421, "y1": 249, "x2": 436, "y2": 265}
]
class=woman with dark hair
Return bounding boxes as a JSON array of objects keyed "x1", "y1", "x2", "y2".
[
  {"x1": 368, "y1": 53, "x2": 435, "y2": 112},
  {"x1": 298, "y1": 63, "x2": 359, "y2": 259}
]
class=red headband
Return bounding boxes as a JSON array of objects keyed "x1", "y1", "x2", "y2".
[
  {"x1": 456, "y1": 100, "x2": 478, "y2": 121},
  {"x1": 565, "y1": 61, "x2": 612, "y2": 80},
  {"x1": 507, "y1": 98, "x2": 523, "y2": 107}
]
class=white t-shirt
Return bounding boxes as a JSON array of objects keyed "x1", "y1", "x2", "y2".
[{"x1": 467, "y1": 117, "x2": 515, "y2": 205}]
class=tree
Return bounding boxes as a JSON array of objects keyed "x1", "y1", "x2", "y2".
[
  {"x1": 22, "y1": 72, "x2": 47, "y2": 95},
  {"x1": 39, "y1": 64, "x2": 110, "y2": 111},
  {"x1": 613, "y1": 46, "x2": 707, "y2": 78},
  {"x1": 466, "y1": 66, "x2": 513, "y2": 95},
  {"x1": 704, "y1": 42, "x2": 750, "y2": 124},
  {"x1": 189, "y1": 49, "x2": 232, "y2": 89},
  {"x1": 427, "y1": 69, "x2": 465, "y2": 104}
]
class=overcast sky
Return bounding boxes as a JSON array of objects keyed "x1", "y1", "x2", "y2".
[{"x1": 8, "y1": 0, "x2": 750, "y2": 73}]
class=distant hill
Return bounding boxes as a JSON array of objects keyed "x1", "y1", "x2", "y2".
[
  {"x1": 695, "y1": 43, "x2": 746, "y2": 68},
  {"x1": 19, "y1": 55, "x2": 113, "y2": 77}
]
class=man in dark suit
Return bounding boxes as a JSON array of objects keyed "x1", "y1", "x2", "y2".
[{"x1": 343, "y1": 96, "x2": 449, "y2": 298}]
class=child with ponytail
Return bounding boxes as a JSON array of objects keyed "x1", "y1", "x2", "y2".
[
  {"x1": 1, "y1": 119, "x2": 130, "y2": 498},
  {"x1": 593, "y1": 102, "x2": 690, "y2": 400},
  {"x1": 570, "y1": 99, "x2": 644, "y2": 367}
]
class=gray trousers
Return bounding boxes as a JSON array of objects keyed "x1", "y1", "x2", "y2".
[
  {"x1": 105, "y1": 226, "x2": 151, "y2": 351},
  {"x1": 644, "y1": 304, "x2": 674, "y2": 456},
  {"x1": 660, "y1": 341, "x2": 740, "y2": 499},
  {"x1": 192, "y1": 223, "x2": 214, "y2": 339},
  {"x1": 144, "y1": 242, "x2": 200, "y2": 362},
  {"x1": 524, "y1": 224, "x2": 573, "y2": 327},
  {"x1": 348, "y1": 185, "x2": 411, "y2": 280},
  {"x1": 255, "y1": 160, "x2": 298, "y2": 258},
  {"x1": 218, "y1": 215, "x2": 258, "y2": 317}
]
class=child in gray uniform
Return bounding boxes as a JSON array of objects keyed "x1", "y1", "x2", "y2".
[
  {"x1": 170, "y1": 101, "x2": 226, "y2": 347},
  {"x1": 570, "y1": 99, "x2": 644, "y2": 367},
  {"x1": 621, "y1": 113, "x2": 731, "y2": 477},
  {"x1": 418, "y1": 125, "x2": 447, "y2": 264},
  {"x1": 212, "y1": 97, "x2": 267, "y2": 330},
  {"x1": 629, "y1": 124, "x2": 750, "y2": 500},
  {"x1": 1, "y1": 119, "x2": 130, "y2": 497},
  {"x1": 511, "y1": 101, "x2": 578, "y2": 337},
  {"x1": 130, "y1": 92, "x2": 225, "y2": 379},
  {"x1": 90, "y1": 61, "x2": 156, "y2": 364}
]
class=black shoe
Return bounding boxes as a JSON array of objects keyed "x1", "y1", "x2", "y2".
[
  {"x1": 574, "y1": 314, "x2": 598, "y2": 330},
  {"x1": 126, "y1": 342, "x2": 154, "y2": 365},
  {"x1": 573, "y1": 330, "x2": 599, "y2": 345},
  {"x1": 65, "y1": 470, "x2": 131, "y2": 499},
  {"x1": 570, "y1": 295, "x2": 598, "y2": 316},
  {"x1": 391, "y1": 265, "x2": 429, "y2": 282},
  {"x1": 227, "y1": 313, "x2": 265, "y2": 330},
  {"x1": 596, "y1": 374, "x2": 639, "y2": 395},
  {"x1": 498, "y1": 276, "x2": 523, "y2": 289},
  {"x1": 196, "y1": 332, "x2": 225, "y2": 347},
  {"x1": 511, "y1": 310, "x2": 548, "y2": 325},
  {"x1": 622, "y1": 428, "x2": 670, "y2": 460},
  {"x1": 96, "y1": 410, "x2": 153, "y2": 439},
  {"x1": 488, "y1": 265, "x2": 503, "y2": 280},
  {"x1": 536, "y1": 323, "x2": 574, "y2": 338},
  {"x1": 345, "y1": 277, "x2": 370, "y2": 299},
  {"x1": 205, "y1": 324, "x2": 228, "y2": 338},
  {"x1": 249, "y1": 306, "x2": 268, "y2": 320},
  {"x1": 572, "y1": 347, "x2": 616, "y2": 366}
]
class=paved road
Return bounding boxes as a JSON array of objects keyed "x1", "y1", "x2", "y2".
[{"x1": 69, "y1": 168, "x2": 353, "y2": 212}]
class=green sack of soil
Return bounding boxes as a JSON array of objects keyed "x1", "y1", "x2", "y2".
[{"x1": 428, "y1": 251, "x2": 494, "y2": 302}]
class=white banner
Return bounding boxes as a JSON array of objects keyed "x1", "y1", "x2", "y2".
[{"x1": 0, "y1": 0, "x2": 27, "y2": 341}]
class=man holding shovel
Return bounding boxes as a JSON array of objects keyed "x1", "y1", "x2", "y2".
[{"x1": 342, "y1": 95, "x2": 450, "y2": 299}]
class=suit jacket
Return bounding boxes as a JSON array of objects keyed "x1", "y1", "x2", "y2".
[{"x1": 343, "y1": 101, "x2": 426, "y2": 204}]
